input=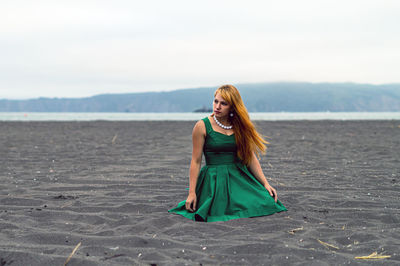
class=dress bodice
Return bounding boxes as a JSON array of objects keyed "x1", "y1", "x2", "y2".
[{"x1": 202, "y1": 117, "x2": 238, "y2": 165}]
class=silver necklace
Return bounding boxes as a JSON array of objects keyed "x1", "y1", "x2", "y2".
[{"x1": 213, "y1": 115, "x2": 233, "y2": 130}]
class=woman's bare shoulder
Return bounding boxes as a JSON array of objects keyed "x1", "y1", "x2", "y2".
[{"x1": 193, "y1": 119, "x2": 206, "y2": 136}]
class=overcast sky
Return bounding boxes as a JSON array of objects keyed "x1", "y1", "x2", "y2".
[{"x1": 1, "y1": 0, "x2": 399, "y2": 99}]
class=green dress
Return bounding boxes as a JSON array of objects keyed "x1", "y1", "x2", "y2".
[{"x1": 168, "y1": 117, "x2": 287, "y2": 222}]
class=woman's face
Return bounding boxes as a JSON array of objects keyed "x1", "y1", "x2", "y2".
[{"x1": 213, "y1": 92, "x2": 231, "y2": 118}]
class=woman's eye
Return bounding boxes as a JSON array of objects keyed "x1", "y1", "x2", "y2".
[
  {"x1": 214, "y1": 99, "x2": 218, "y2": 103},
  {"x1": 221, "y1": 102, "x2": 227, "y2": 106}
]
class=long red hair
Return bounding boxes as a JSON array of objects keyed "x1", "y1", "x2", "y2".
[{"x1": 215, "y1": 84, "x2": 268, "y2": 165}]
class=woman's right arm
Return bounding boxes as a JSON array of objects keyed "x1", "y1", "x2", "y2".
[{"x1": 185, "y1": 120, "x2": 206, "y2": 212}]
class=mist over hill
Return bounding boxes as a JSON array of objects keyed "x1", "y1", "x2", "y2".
[{"x1": 1, "y1": 82, "x2": 399, "y2": 112}]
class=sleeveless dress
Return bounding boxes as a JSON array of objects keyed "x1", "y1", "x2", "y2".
[{"x1": 168, "y1": 117, "x2": 287, "y2": 222}]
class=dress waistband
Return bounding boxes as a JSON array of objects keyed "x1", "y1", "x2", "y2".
[{"x1": 204, "y1": 151, "x2": 238, "y2": 165}]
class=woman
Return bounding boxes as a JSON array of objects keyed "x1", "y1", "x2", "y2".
[{"x1": 168, "y1": 85, "x2": 286, "y2": 222}]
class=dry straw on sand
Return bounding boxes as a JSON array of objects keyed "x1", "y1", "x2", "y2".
[
  {"x1": 288, "y1": 227, "x2": 304, "y2": 235},
  {"x1": 317, "y1": 239, "x2": 339, "y2": 250},
  {"x1": 64, "y1": 242, "x2": 81, "y2": 266},
  {"x1": 355, "y1": 252, "x2": 391, "y2": 260}
]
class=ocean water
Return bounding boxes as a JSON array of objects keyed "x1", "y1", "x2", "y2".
[{"x1": 1, "y1": 112, "x2": 400, "y2": 121}]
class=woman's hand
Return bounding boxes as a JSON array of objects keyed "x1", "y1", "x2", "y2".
[
  {"x1": 185, "y1": 193, "x2": 197, "y2": 212},
  {"x1": 264, "y1": 183, "x2": 278, "y2": 202}
]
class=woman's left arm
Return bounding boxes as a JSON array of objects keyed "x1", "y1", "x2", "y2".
[{"x1": 248, "y1": 153, "x2": 278, "y2": 202}]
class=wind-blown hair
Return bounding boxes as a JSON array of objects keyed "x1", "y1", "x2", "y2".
[{"x1": 215, "y1": 84, "x2": 268, "y2": 165}]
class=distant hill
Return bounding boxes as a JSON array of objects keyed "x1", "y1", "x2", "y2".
[{"x1": 1, "y1": 82, "x2": 400, "y2": 112}]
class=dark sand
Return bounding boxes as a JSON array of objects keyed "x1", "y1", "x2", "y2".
[{"x1": 0, "y1": 120, "x2": 399, "y2": 265}]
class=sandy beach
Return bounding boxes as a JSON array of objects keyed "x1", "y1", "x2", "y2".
[{"x1": 0, "y1": 120, "x2": 399, "y2": 265}]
